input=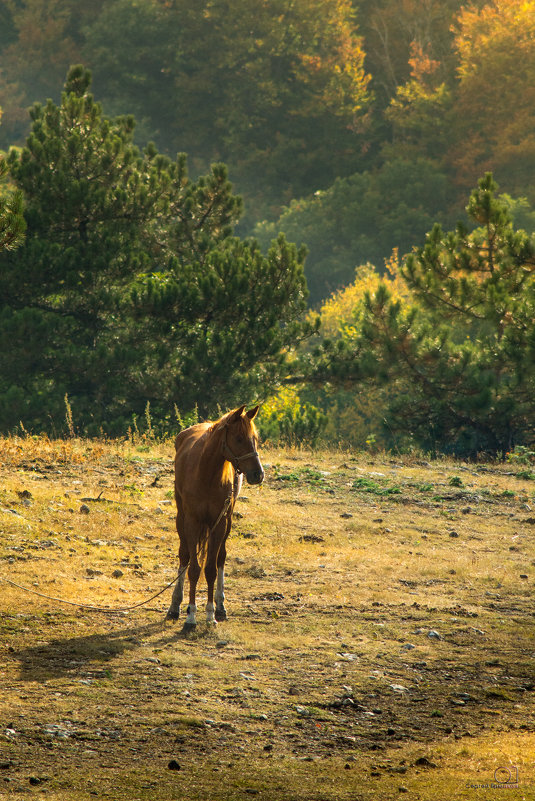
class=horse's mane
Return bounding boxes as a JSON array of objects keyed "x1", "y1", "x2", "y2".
[{"x1": 210, "y1": 408, "x2": 258, "y2": 439}]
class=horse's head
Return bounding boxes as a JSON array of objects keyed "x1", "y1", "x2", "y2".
[{"x1": 223, "y1": 405, "x2": 264, "y2": 485}]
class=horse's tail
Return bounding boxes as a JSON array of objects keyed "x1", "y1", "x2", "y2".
[{"x1": 196, "y1": 524, "x2": 210, "y2": 568}]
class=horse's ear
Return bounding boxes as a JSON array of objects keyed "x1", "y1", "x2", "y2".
[
  {"x1": 228, "y1": 405, "x2": 246, "y2": 424},
  {"x1": 246, "y1": 405, "x2": 260, "y2": 420}
]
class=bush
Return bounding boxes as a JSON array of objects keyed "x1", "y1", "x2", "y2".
[{"x1": 258, "y1": 388, "x2": 327, "y2": 448}]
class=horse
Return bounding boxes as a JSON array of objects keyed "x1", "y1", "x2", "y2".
[{"x1": 166, "y1": 405, "x2": 264, "y2": 629}]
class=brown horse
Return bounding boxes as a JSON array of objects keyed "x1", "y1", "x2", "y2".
[{"x1": 166, "y1": 405, "x2": 264, "y2": 629}]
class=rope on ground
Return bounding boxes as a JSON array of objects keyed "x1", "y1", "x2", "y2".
[
  {"x1": 0, "y1": 567, "x2": 185, "y2": 615},
  {"x1": 1, "y1": 486, "x2": 234, "y2": 615}
]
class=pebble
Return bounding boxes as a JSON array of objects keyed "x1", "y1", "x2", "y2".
[
  {"x1": 112, "y1": 569, "x2": 124, "y2": 578},
  {"x1": 80, "y1": 504, "x2": 90, "y2": 514},
  {"x1": 414, "y1": 756, "x2": 438, "y2": 768},
  {"x1": 168, "y1": 760, "x2": 181, "y2": 771},
  {"x1": 401, "y1": 643, "x2": 416, "y2": 651},
  {"x1": 340, "y1": 512, "x2": 353, "y2": 518},
  {"x1": 427, "y1": 630, "x2": 442, "y2": 640}
]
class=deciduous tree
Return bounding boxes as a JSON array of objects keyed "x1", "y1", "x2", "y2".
[{"x1": 450, "y1": 0, "x2": 535, "y2": 200}]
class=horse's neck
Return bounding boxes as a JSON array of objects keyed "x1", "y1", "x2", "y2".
[{"x1": 200, "y1": 427, "x2": 231, "y2": 487}]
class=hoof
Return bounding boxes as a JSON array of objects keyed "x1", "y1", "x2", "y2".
[
  {"x1": 181, "y1": 621, "x2": 196, "y2": 633},
  {"x1": 166, "y1": 608, "x2": 180, "y2": 621},
  {"x1": 215, "y1": 608, "x2": 227, "y2": 622}
]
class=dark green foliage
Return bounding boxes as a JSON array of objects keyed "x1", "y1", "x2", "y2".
[
  {"x1": 312, "y1": 174, "x2": 535, "y2": 457},
  {"x1": 0, "y1": 158, "x2": 25, "y2": 252},
  {"x1": 255, "y1": 157, "x2": 454, "y2": 304},
  {"x1": 0, "y1": 67, "x2": 312, "y2": 435},
  {"x1": 352, "y1": 476, "x2": 401, "y2": 495},
  {"x1": 82, "y1": 0, "x2": 370, "y2": 226}
]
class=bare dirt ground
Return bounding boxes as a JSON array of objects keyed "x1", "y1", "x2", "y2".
[{"x1": 0, "y1": 436, "x2": 534, "y2": 799}]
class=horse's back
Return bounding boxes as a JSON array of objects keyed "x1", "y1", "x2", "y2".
[{"x1": 174, "y1": 422, "x2": 209, "y2": 456}]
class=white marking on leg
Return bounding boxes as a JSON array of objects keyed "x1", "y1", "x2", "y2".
[
  {"x1": 215, "y1": 567, "x2": 225, "y2": 608},
  {"x1": 206, "y1": 601, "x2": 216, "y2": 624},
  {"x1": 185, "y1": 604, "x2": 197, "y2": 627}
]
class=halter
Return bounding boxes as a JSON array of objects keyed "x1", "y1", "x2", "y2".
[{"x1": 223, "y1": 427, "x2": 258, "y2": 474}]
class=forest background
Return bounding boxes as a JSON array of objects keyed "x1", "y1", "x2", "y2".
[{"x1": 1, "y1": 0, "x2": 535, "y2": 457}]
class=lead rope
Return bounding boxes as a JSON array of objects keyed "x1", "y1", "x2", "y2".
[
  {"x1": 0, "y1": 491, "x2": 234, "y2": 615},
  {"x1": 0, "y1": 568, "x2": 187, "y2": 615}
]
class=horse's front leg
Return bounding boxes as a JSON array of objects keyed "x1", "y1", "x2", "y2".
[
  {"x1": 215, "y1": 520, "x2": 231, "y2": 622},
  {"x1": 214, "y1": 559, "x2": 227, "y2": 622},
  {"x1": 205, "y1": 517, "x2": 230, "y2": 624},
  {"x1": 183, "y1": 545, "x2": 202, "y2": 630},
  {"x1": 169, "y1": 512, "x2": 203, "y2": 631}
]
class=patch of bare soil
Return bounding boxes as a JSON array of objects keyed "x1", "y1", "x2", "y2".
[{"x1": 0, "y1": 441, "x2": 534, "y2": 799}]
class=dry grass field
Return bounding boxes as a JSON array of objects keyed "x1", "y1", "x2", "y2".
[{"x1": 0, "y1": 435, "x2": 534, "y2": 800}]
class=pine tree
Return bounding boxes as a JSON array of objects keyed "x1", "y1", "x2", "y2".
[
  {"x1": 0, "y1": 67, "x2": 312, "y2": 434},
  {"x1": 0, "y1": 157, "x2": 25, "y2": 252},
  {"x1": 313, "y1": 174, "x2": 535, "y2": 456}
]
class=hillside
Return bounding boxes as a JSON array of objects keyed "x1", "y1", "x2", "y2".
[{"x1": 0, "y1": 436, "x2": 534, "y2": 799}]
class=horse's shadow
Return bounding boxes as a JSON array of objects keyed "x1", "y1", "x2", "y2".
[{"x1": 12, "y1": 616, "x2": 201, "y2": 683}]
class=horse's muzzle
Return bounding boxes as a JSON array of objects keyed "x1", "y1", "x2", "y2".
[{"x1": 246, "y1": 467, "x2": 264, "y2": 485}]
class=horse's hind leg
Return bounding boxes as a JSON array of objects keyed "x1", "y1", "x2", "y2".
[
  {"x1": 183, "y1": 548, "x2": 201, "y2": 630},
  {"x1": 166, "y1": 508, "x2": 189, "y2": 621},
  {"x1": 166, "y1": 525, "x2": 189, "y2": 621}
]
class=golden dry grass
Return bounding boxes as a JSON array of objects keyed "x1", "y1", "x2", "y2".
[{"x1": 0, "y1": 436, "x2": 534, "y2": 799}]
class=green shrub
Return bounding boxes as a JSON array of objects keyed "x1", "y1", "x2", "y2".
[{"x1": 258, "y1": 388, "x2": 327, "y2": 448}]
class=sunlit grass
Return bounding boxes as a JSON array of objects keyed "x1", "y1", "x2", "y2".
[{"x1": 0, "y1": 436, "x2": 534, "y2": 798}]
